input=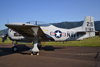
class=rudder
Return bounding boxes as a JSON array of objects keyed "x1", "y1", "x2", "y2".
[{"x1": 81, "y1": 16, "x2": 95, "y2": 31}]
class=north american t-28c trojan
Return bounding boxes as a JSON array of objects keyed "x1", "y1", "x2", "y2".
[{"x1": 3, "y1": 16, "x2": 95, "y2": 55}]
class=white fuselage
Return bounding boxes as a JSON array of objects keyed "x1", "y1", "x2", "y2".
[
  {"x1": 7, "y1": 16, "x2": 96, "y2": 42},
  {"x1": 40, "y1": 25, "x2": 94, "y2": 41},
  {"x1": 7, "y1": 24, "x2": 95, "y2": 42}
]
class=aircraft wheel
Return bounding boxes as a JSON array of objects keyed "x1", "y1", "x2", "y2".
[
  {"x1": 37, "y1": 53, "x2": 39, "y2": 55},
  {"x1": 31, "y1": 52, "x2": 39, "y2": 56},
  {"x1": 12, "y1": 46, "x2": 18, "y2": 52}
]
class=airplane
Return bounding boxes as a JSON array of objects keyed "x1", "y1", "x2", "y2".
[{"x1": 2, "y1": 16, "x2": 95, "y2": 55}]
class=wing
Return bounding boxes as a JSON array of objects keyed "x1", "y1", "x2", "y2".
[{"x1": 5, "y1": 23, "x2": 49, "y2": 41}]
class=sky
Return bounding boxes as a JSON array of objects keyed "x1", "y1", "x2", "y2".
[{"x1": 0, "y1": 0, "x2": 100, "y2": 30}]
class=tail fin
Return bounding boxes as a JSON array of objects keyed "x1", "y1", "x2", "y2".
[{"x1": 81, "y1": 16, "x2": 95, "y2": 31}]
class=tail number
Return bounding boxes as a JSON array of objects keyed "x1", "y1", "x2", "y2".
[
  {"x1": 85, "y1": 28, "x2": 94, "y2": 31},
  {"x1": 87, "y1": 22, "x2": 93, "y2": 27}
]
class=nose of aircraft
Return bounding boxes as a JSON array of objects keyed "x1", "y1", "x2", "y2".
[{"x1": 2, "y1": 34, "x2": 8, "y2": 42}]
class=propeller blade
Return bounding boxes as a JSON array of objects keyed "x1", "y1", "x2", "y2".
[{"x1": 2, "y1": 34, "x2": 8, "y2": 42}]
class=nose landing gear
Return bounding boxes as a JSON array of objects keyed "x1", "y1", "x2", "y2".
[{"x1": 12, "y1": 41, "x2": 18, "y2": 52}]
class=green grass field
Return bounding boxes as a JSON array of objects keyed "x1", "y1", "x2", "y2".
[{"x1": 0, "y1": 36, "x2": 100, "y2": 47}]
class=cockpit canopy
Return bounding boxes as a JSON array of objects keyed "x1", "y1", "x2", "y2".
[{"x1": 27, "y1": 21, "x2": 51, "y2": 26}]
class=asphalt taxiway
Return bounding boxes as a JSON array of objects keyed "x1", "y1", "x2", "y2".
[{"x1": 0, "y1": 44, "x2": 100, "y2": 67}]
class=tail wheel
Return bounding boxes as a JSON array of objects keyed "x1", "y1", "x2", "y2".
[{"x1": 12, "y1": 46, "x2": 18, "y2": 52}]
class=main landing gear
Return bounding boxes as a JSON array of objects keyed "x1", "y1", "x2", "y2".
[
  {"x1": 11, "y1": 40, "x2": 41, "y2": 56},
  {"x1": 30, "y1": 40, "x2": 41, "y2": 55}
]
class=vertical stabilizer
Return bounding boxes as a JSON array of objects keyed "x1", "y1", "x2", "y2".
[{"x1": 81, "y1": 16, "x2": 95, "y2": 31}]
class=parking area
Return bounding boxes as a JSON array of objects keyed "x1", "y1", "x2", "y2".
[{"x1": 0, "y1": 44, "x2": 100, "y2": 67}]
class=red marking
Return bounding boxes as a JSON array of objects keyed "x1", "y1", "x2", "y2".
[
  {"x1": 62, "y1": 34, "x2": 65, "y2": 35},
  {"x1": 23, "y1": 24, "x2": 25, "y2": 25},
  {"x1": 51, "y1": 33, "x2": 55, "y2": 35}
]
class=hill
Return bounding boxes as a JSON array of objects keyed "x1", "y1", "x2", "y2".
[
  {"x1": 0, "y1": 21, "x2": 100, "y2": 36},
  {"x1": 52, "y1": 21, "x2": 83, "y2": 29},
  {"x1": 0, "y1": 29, "x2": 8, "y2": 36},
  {"x1": 52, "y1": 21, "x2": 100, "y2": 31}
]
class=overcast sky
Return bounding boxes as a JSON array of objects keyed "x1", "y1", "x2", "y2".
[{"x1": 0, "y1": 0, "x2": 100, "y2": 30}]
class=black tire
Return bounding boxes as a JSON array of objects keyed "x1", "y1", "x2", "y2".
[{"x1": 12, "y1": 46, "x2": 18, "y2": 52}]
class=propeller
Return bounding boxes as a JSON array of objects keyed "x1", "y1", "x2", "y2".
[
  {"x1": 2, "y1": 20, "x2": 9, "y2": 42},
  {"x1": 2, "y1": 34, "x2": 8, "y2": 42}
]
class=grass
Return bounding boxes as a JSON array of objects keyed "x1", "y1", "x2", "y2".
[
  {"x1": 43, "y1": 36, "x2": 100, "y2": 47},
  {"x1": 0, "y1": 38, "x2": 12, "y2": 44},
  {"x1": 0, "y1": 36, "x2": 100, "y2": 47}
]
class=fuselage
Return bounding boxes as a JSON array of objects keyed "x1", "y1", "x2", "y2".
[
  {"x1": 7, "y1": 16, "x2": 96, "y2": 42},
  {"x1": 8, "y1": 24, "x2": 94, "y2": 42},
  {"x1": 41, "y1": 25, "x2": 89, "y2": 41}
]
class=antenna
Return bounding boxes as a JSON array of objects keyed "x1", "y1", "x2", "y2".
[
  {"x1": 26, "y1": 22, "x2": 30, "y2": 24},
  {"x1": 7, "y1": 20, "x2": 9, "y2": 23}
]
